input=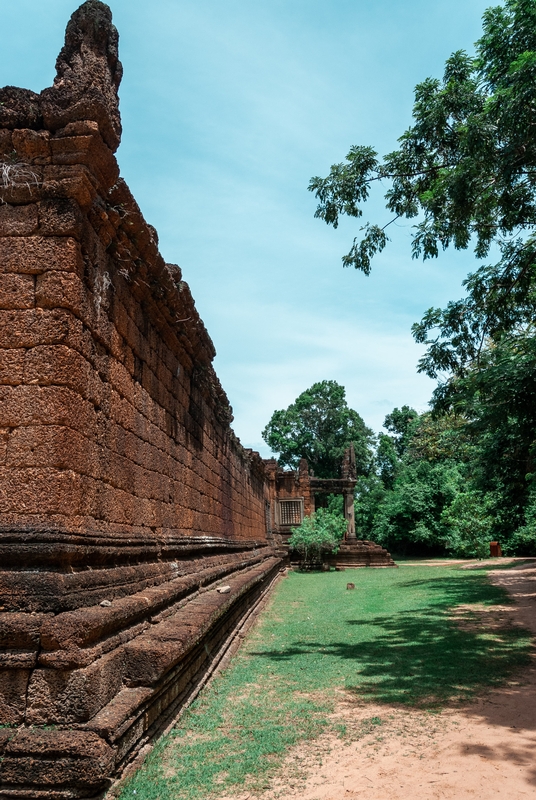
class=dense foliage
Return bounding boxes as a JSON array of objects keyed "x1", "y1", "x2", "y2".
[
  {"x1": 262, "y1": 380, "x2": 373, "y2": 478},
  {"x1": 309, "y1": 0, "x2": 536, "y2": 375},
  {"x1": 355, "y1": 402, "x2": 534, "y2": 557},
  {"x1": 288, "y1": 508, "x2": 347, "y2": 564},
  {"x1": 309, "y1": 0, "x2": 536, "y2": 557}
]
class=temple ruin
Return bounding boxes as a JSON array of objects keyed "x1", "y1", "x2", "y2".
[
  {"x1": 0, "y1": 3, "x2": 393, "y2": 797},
  {"x1": 265, "y1": 449, "x2": 395, "y2": 568}
]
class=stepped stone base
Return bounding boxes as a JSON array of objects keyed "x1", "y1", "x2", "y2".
[
  {"x1": 328, "y1": 539, "x2": 396, "y2": 568},
  {"x1": 0, "y1": 546, "x2": 282, "y2": 799}
]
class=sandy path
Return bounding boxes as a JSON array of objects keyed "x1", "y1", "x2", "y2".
[{"x1": 234, "y1": 562, "x2": 536, "y2": 800}]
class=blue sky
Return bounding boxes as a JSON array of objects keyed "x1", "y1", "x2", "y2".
[{"x1": 2, "y1": 0, "x2": 492, "y2": 455}]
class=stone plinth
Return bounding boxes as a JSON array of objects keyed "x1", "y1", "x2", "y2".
[{"x1": 329, "y1": 539, "x2": 397, "y2": 568}]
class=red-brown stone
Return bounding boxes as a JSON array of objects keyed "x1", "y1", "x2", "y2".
[
  {"x1": 0, "y1": 2, "x2": 392, "y2": 795},
  {"x1": 0, "y1": 3, "x2": 282, "y2": 797}
]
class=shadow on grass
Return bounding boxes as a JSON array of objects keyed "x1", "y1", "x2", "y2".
[
  {"x1": 252, "y1": 613, "x2": 530, "y2": 704},
  {"x1": 393, "y1": 572, "x2": 517, "y2": 606},
  {"x1": 118, "y1": 568, "x2": 536, "y2": 800},
  {"x1": 250, "y1": 572, "x2": 532, "y2": 708}
]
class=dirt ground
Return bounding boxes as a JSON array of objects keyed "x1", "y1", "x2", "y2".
[{"x1": 227, "y1": 560, "x2": 536, "y2": 800}]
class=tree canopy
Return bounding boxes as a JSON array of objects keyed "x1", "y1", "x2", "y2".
[
  {"x1": 355, "y1": 407, "x2": 493, "y2": 558},
  {"x1": 261, "y1": 380, "x2": 373, "y2": 478},
  {"x1": 308, "y1": 0, "x2": 536, "y2": 557},
  {"x1": 309, "y1": 0, "x2": 536, "y2": 381}
]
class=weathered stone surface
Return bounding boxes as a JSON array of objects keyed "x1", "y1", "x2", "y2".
[
  {"x1": 12, "y1": 129, "x2": 51, "y2": 164},
  {"x1": 26, "y1": 647, "x2": 125, "y2": 724},
  {"x1": 1, "y1": 729, "x2": 114, "y2": 790},
  {"x1": 328, "y1": 540, "x2": 397, "y2": 569},
  {"x1": 0, "y1": 204, "x2": 39, "y2": 237},
  {"x1": 0, "y1": 87, "x2": 42, "y2": 130},
  {"x1": 0, "y1": 236, "x2": 83, "y2": 275},
  {"x1": 38, "y1": 198, "x2": 84, "y2": 238},
  {"x1": 265, "y1": 455, "x2": 396, "y2": 568},
  {"x1": 0, "y1": 3, "x2": 282, "y2": 797},
  {"x1": 122, "y1": 558, "x2": 279, "y2": 686},
  {"x1": 0, "y1": 669, "x2": 31, "y2": 724},
  {"x1": 40, "y1": 1, "x2": 122, "y2": 151},
  {"x1": 0, "y1": 274, "x2": 35, "y2": 309}
]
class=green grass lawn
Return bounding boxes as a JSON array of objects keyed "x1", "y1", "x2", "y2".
[{"x1": 118, "y1": 565, "x2": 532, "y2": 800}]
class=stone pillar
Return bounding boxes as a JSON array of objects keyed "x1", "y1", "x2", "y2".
[{"x1": 344, "y1": 488, "x2": 356, "y2": 539}]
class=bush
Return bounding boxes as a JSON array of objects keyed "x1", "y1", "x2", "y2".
[
  {"x1": 288, "y1": 509, "x2": 347, "y2": 565},
  {"x1": 505, "y1": 527, "x2": 536, "y2": 556}
]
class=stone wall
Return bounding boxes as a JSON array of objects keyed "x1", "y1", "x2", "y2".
[{"x1": 0, "y1": 3, "x2": 280, "y2": 797}]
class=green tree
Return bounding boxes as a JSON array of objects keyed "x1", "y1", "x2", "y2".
[
  {"x1": 383, "y1": 406, "x2": 419, "y2": 456},
  {"x1": 375, "y1": 433, "x2": 400, "y2": 490},
  {"x1": 434, "y1": 331, "x2": 536, "y2": 543},
  {"x1": 372, "y1": 458, "x2": 463, "y2": 556},
  {"x1": 310, "y1": 0, "x2": 536, "y2": 557},
  {"x1": 506, "y1": 486, "x2": 536, "y2": 554},
  {"x1": 441, "y1": 490, "x2": 494, "y2": 558},
  {"x1": 358, "y1": 408, "x2": 487, "y2": 556},
  {"x1": 288, "y1": 508, "x2": 347, "y2": 565},
  {"x1": 262, "y1": 380, "x2": 374, "y2": 478},
  {"x1": 309, "y1": 0, "x2": 536, "y2": 378},
  {"x1": 354, "y1": 473, "x2": 388, "y2": 538}
]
